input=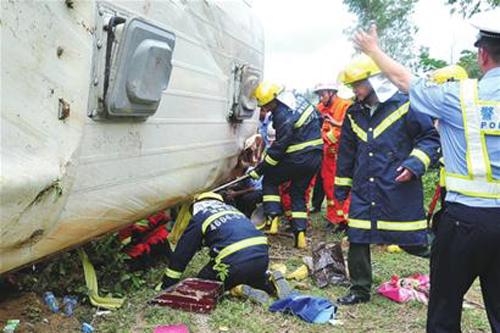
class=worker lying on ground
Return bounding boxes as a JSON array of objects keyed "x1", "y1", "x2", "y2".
[
  {"x1": 162, "y1": 192, "x2": 291, "y2": 303},
  {"x1": 248, "y1": 82, "x2": 323, "y2": 249}
]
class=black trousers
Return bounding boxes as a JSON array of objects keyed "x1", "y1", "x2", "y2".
[
  {"x1": 311, "y1": 168, "x2": 325, "y2": 210},
  {"x1": 234, "y1": 190, "x2": 262, "y2": 218},
  {"x1": 197, "y1": 256, "x2": 273, "y2": 293},
  {"x1": 348, "y1": 242, "x2": 430, "y2": 297},
  {"x1": 427, "y1": 203, "x2": 500, "y2": 333}
]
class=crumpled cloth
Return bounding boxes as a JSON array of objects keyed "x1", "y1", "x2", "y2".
[
  {"x1": 377, "y1": 274, "x2": 430, "y2": 304},
  {"x1": 269, "y1": 293, "x2": 337, "y2": 323}
]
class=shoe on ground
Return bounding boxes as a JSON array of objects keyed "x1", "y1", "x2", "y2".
[
  {"x1": 337, "y1": 293, "x2": 370, "y2": 305},
  {"x1": 295, "y1": 231, "x2": 307, "y2": 249},
  {"x1": 271, "y1": 270, "x2": 294, "y2": 299},
  {"x1": 230, "y1": 284, "x2": 270, "y2": 305}
]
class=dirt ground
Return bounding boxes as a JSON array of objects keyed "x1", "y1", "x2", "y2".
[{"x1": 0, "y1": 292, "x2": 81, "y2": 333}]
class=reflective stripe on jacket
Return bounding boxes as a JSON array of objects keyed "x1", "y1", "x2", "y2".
[{"x1": 334, "y1": 92, "x2": 440, "y2": 245}]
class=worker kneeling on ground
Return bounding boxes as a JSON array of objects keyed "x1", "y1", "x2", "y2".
[
  {"x1": 334, "y1": 55, "x2": 440, "y2": 305},
  {"x1": 162, "y1": 192, "x2": 275, "y2": 302},
  {"x1": 249, "y1": 82, "x2": 323, "y2": 249}
]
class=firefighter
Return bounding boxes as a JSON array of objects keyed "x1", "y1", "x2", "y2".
[
  {"x1": 162, "y1": 192, "x2": 274, "y2": 301},
  {"x1": 249, "y1": 82, "x2": 323, "y2": 249},
  {"x1": 353, "y1": 10, "x2": 500, "y2": 332},
  {"x1": 313, "y1": 82, "x2": 352, "y2": 232},
  {"x1": 334, "y1": 55, "x2": 440, "y2": 305}
]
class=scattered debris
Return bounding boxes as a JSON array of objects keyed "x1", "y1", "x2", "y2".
[
  {"x1": 304, "y1": 242, "x2": 349, "y2": 288},
  {"x1": 387, "y1": 245, "x2": 402, "y2": 253},
  {"x1": 62, "y1": 296, "x2": 77, "y2": 316},
  {"x1": 153, "y1": 325, "x2": 189, "y2": 333},
  {"x1": 81, "y1": 322, "x2": 94, "y2": 333},
  {"x1": 3, "y1": 319, "x2": 20, "y2": 333},
  {"x1": 286, "y1": 265, "x2": 308, "y2": 281},
  {"x1": 58, "y1": 98, "x2": 70, "y2": 120},
  {"x1": 43, "y1": 292, "x2": 59, "y2": 313},
  {"x1": 270, "y1": 263, "x2": 287, "y2": 275},
  {"x1": 269, "y1": 294, "x2": 338, "y2": 324}
]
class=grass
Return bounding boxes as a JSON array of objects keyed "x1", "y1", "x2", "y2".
[{"x1": 87, "y1": 172, "x2": 490, "y2": 333}]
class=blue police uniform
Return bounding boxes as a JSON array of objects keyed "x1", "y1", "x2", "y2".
[
  {"x1": 163, "y1": 201, "x2": 272, "y2": 292},
  {"x1": 334, "y1": 92, "x2": 440, "y2": 298},
  {"x1": 410, "y1": 67, "x2": 500, "y2": 333},
  {"x1": 250, "y1": 92, "x2": 323, "y2": 232}
]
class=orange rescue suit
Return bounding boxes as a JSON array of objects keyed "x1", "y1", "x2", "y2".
[{"x1": 317, "y1": 97, "x2": 352, "y2": 224}]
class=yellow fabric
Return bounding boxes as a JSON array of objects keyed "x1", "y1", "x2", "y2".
[
  {"x1": 285, "y1": 138, "x2": 323, "y2": 153},
  {"x1": 167, "y1": 203, "x2": 192, "y2": 246},
  {"x1": 286, "y1": 265, "x2": 308, "y2": 280},
  {"x1": 78, "y1": 249, "x2": 125, "y2": 310},
  {"x1": 338, "y1": 54, "x2": 381, "y2": 85}
]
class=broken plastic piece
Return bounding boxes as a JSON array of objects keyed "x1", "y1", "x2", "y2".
[{"x1": 153, "y1": 325, "x2": 189, "y2": 333}]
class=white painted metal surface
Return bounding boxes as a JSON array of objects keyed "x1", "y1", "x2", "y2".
[{"x1": 0, "y1": 0, "x2": 264, "y2": 273}]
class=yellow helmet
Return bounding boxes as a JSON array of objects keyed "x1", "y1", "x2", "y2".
[
  {"x1": 194, "y1": 192, "x2": 223, "y2": 202},
  {"x1": 429, "y1": 65, "x2": 468, "y2": 83},
  {"x1": 253, "y1": 81, "x2": 284, "y2": 107},
  {"x1": 338, "y1": 54, "x2": 381, "y2": 85}
]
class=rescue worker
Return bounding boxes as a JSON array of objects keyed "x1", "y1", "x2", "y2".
[
  {"x1": 249, "y1": 82, "x2": 323, "y2": 249},
  {"x1": 162, "y1": 192, "x2": 274, "y2": 301},
  {"x1": 313, "y1": 82, "x2": 352, "y2": 232},
  {"x1": 334, "y1": 55, "x2": 440, "y2": 305},
  {"x1": 353, "y1": 10, "x2": 500, "y2": 332}
]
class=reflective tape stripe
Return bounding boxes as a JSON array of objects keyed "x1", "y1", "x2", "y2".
[
  {"x1": 446, "y1": 176, "x2": 500, "y2": 198},
  {"x1": 294, "y1": 105, "x2": 315, "y2": 129},
  {"x1": 249, "y1": 170, "x2": 260, "y2": 179},
  {"x1": 265, "y1": 154, "x2": 279, "y2": 166},
  {"x1": 202, "y1": 211, "x2": 245, "y2": 234},
  {"x1": 291, "y1": 211, "x2": 308, "y2": 219},
  {"x1": 439, "y1": 167, "x2": 446, "y2": 187},
  {"x1": 347, "y1": 114, "x2": 367, "y2": 142},
  {"x1": 263, "y1": 195, "x2": 281, "y2": 202},
  {"x1": 373, "y1": 102, "x2": 410, "y2": 138},
  {"x1": 286, "y1": 138, "x2": 323, "y2": 153},
  {"x1": 410, "y1": 148, "x2": 431, "y2": 171},
  {"x1": 377, "y1": 220, "x2": 427, "y2": 231},
  {"x1": 136, "y1": 219, "x2": 149, "y2": 227},
  {"x1": 348, "y1": 219, "x2": 428, "y2": 231},
  {"x1": 165, "y1": 268, "x2": 182, "y2": 279},
  {"x1": 335, "y1": 177, "x2": 352, "y2": 187},
  {"x1": 215, "y1": 237, "x2": 268, "y2": 263},
  {"x1": 348, "y1": 219, "x2": 371, "y2": 229}
]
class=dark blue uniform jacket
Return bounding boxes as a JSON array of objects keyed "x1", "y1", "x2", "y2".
[{"x1": 334, "y1": 92, "x2": 440, "y2": 245}]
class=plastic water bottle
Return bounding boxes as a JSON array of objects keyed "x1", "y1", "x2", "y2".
[
  {"x1": 82, "y1": 323, "x2": 94, "y2": 333},
  {"x1": 62, "y1": 295, "x2": 78, "y2": 316},
  {"x1": 43, "y1": 292, "x2": 59, "y2": 313}
]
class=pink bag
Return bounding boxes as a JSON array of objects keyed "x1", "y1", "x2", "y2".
[
  {"x1": 154, "y1": 325, "x2": 189, "y2": 333},
  {"x1": 377, "y1": 274, "x2": 429, "y2": 304}
]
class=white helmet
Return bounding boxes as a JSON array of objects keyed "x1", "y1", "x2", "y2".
[
  {"x1": 313, "y1": 82, "x2": 338, "y2": 94},
  {"x1": 470, "y1": 8, "x2": 500, "y2": 46}
]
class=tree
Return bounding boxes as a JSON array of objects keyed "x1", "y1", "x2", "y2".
[
  {"x1": 457, "y1": 50, "x2": 481, "y2": 78},
  {"x1": 445, "y1": 0, "x2": 500, "y2": 18},
  {"x1": 417, "y1": 46, "x2": 448, "y2": 74},
  {"x1": 343, "y1": 0, "x2": 419, "y2": 66}
]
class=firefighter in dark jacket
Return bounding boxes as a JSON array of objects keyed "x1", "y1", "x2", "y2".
[
  {"x1": 334, "y1": 55, "x2": 441, "y2": 305},
  {"x1": 162, "y1": 192, "x2": 274, "y2": 298},
  {"x1": 249, "y1": 82, "x2": 323, "y2": 249}
]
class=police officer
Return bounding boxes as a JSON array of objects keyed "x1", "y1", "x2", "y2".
[
  {"x1": 249, "y1": 82, "x2": 323, "y2": 249},
  {"x1": 334, "y1": 55, "x2": 440, "y2": 305},
  {"x1": 162, "y1": 192, "x2": 274, "y2": 302},
  {"x1": 354, "y1": 9, "x2": 500, "y2": 333}
]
